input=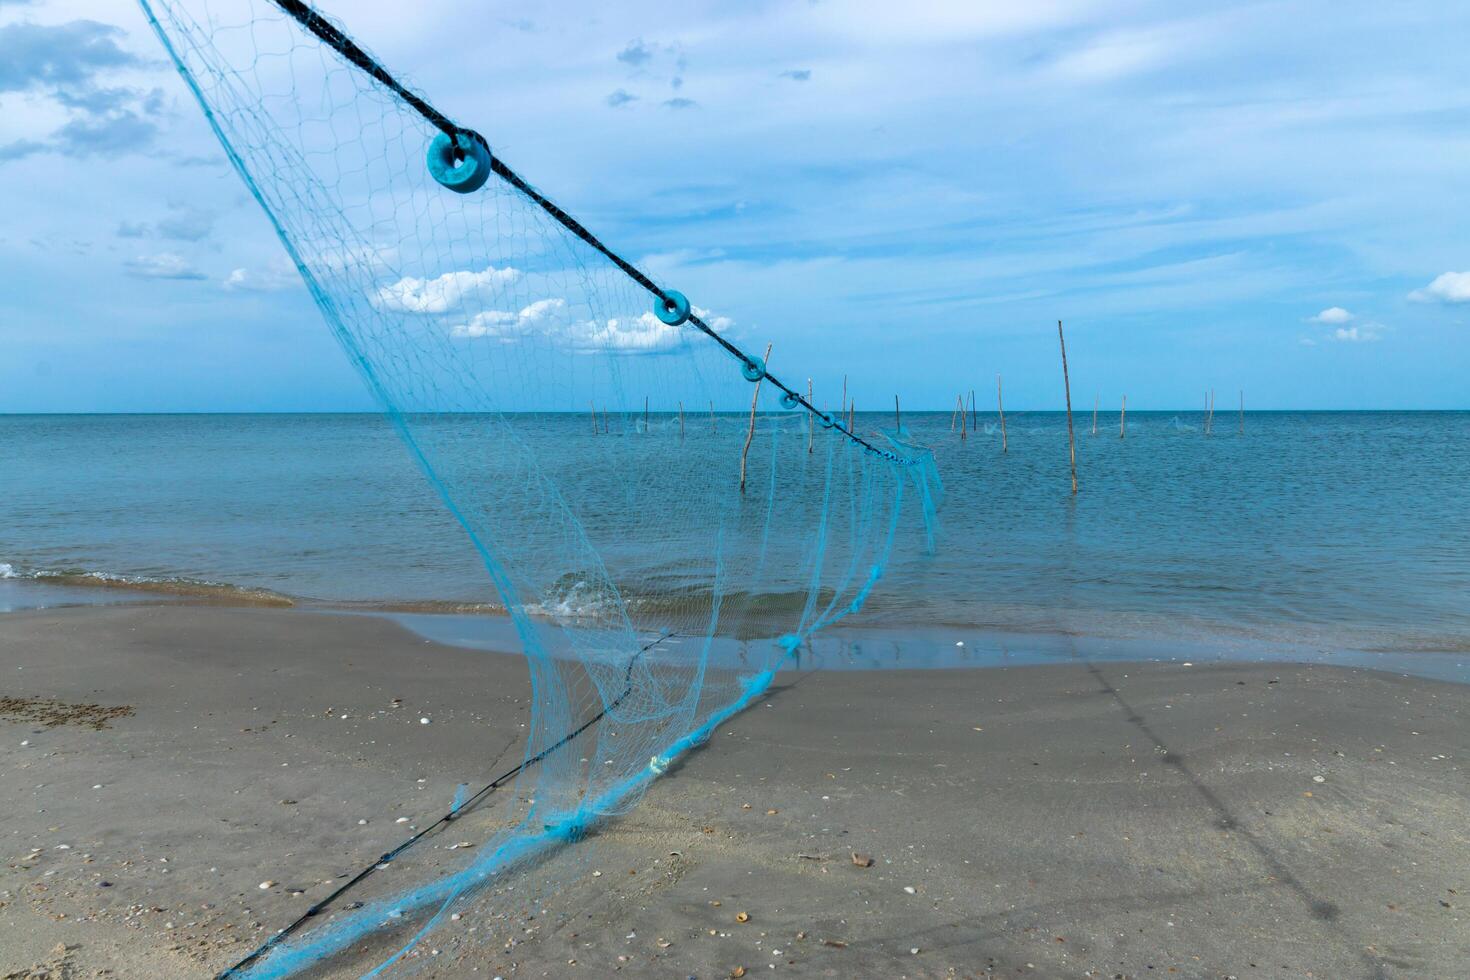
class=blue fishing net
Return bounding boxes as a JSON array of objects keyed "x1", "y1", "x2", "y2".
[{"x1": 137, "y1": 1, "x2": 942, "y2": 975}]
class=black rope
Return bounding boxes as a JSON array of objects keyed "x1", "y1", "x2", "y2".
[
  {"x1": 265, "y1": 0, "x2": 905, "y2": 463},
  {"x1": 216, "y1": 630, "x2": 675, "y2": 979}
]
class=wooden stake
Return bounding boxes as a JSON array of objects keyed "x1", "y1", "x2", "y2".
[
  {"x1": 848, "y1": 398, "x2": 854, "y2": 432},
  {"x1": 970, "y1": 389, "x2": 977, "y2": 432},
  {"x1": 1120, "y1": 394, "x2": 1126, "y2": 439},
  {"x1": 739, "y1": 343, "x2": 772, "y2": 493},
  {"x1": 644, "y1": 395, "x2": 649, "y2": 434},
  {"x1": 1058, "y1": 320, "x2": 1078, "y2": 495},
  {"x1": 959, "y1": 394, "x2": 968, "y2": 440},
  {"x1": 589, "y1": 400, "x2": 598, "y2": 434},
  {"x1": 894, "y1": 395, "x2": 901, "y2": 431},
  {"x1": 807, "y1": 378, "x2": 815, "y2": 453},
  {"x1": 997, "y1": 374, "x2": 1008, "y2": 453},
  {"x1": 950, "y1": 396, "x2": 959, "y2": 431},
  {"x1": 1092, "y1": 394, "x2": 1098, "y2": 436}
]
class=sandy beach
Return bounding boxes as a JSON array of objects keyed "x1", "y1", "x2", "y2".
[{"x1": 2, "y1": 604, "x2": 1467, "y2": 979}]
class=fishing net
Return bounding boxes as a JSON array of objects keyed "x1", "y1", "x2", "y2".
[{"x1": 137, "y1": 1, "x2": 941, "y2": 975}]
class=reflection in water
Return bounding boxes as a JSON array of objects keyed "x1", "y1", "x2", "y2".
[{"x1": 383, "y1": 610, "x2": 1470, "y2": 687}]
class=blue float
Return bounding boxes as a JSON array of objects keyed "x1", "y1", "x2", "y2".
[
  {"x1": 740, "y1": 356, "x2": 765, "y2": 382},
  {"x1": 427, "y1": 131, "x2": 491, "y2": 193},
  {"x1": 654, "y1": 290, "x2": 690, "y2": 326},
  {"x1": 780, "y1": 391, "x2": 799, "y2": 409}
]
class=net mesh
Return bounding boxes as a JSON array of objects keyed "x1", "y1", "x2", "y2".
[{"x1": 137, "y1": 1, "x2": 942, "y2": 975}]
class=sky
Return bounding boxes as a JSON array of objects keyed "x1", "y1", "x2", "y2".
[{"x1": 1, "y1": 0, "x2": 1468, "y2": 412}]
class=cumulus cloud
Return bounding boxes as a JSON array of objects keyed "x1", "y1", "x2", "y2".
[
  {"x1": 1408, "y1": 271, "x2": 1470, "y2": 304},
  {"x1": 450, "y1": 298, "x2": 567, "y2": 338},
  {"x1": 125, "y1": 252, "x2": 206, "y2": 281},
  {"x1": 575, "y1": 312, "x2": 687, "y2": 353},
  {"x1": 605, "y1": 89, "x2": 638, "y2": 108},
  {"x1": 0, "y1": 139, "x2": 47, "y2": 161},
  {"x1": 116, "y1": 204, "x2": 216, "y2": 242},
  {"x1": 223, "y1": 264, "x2": 300, "y2": 292},
  {"x1": 155, "y1": 206, "x2": 215, "y2": 242},
  {"x1": 373, "y1": 266, "x2": 520, "y2": 314},
  {"x1": 616, "y1": 39, "x2": 654, "y2": 67},
  {"x1": 50, "y1": 111, "x2": 157, "y2": 156},
  {"x1": 0, "y1": 21, "x2": 161, "y2": 161},
  {"x1": 0, "y1": 21, "x2": 141, "y2": 93},
  {"x1": 779, "y1": 69, "x2": 813, "y2": 82},
  {"x1": 663, "y1": 97, "x2": 697, "y2": 110},
  {"x1": 692, "y1": 305, "x2": 735, "y2": 333},
  {"x1": 1330, "y1": 325, "x2": 1379, "y2": 343},
  {"x1": 451, "y1": 299, "x2": 687, "y2": 354},
  {"x1": 1310, "y1": 306, "x2": 1353, "y2": 324}
]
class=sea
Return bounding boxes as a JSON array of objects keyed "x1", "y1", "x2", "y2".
[{"x1": 4, "y1": 411, "x2": 1468, "y2": 679}]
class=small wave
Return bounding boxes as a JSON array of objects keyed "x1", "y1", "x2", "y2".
[
  {"x1": 325, "y1": 598, "x2": 508, "y2": 616},
  {"x1": 525, "y1": 571, "x2": 624, "y2": 622},
  {"x1": 0, "y1": 563, "x2": 16, "y2": 579},
  {"x1": 17, "y1": 567, "x2": 295, "y2": 607}
]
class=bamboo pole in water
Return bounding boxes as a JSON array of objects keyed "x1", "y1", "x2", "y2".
[
  {"x1": 997, "y1": 374, "x2": 1008, "y2": 453},
  {"x1": 1120, "y1": 394, "x2": 1127, "y2": 439},
  {"x1": 950, "y1": 396, "x2": 960, "y2": 431},
  {"x1": 1092, "y1": 395, "x2": 1098, "y2": 436},
  {"x1": 589, "y1": 401, "x2": 597, "y2": 434},
  {"x1": 644, "y1": 395, "x2": 649, "y2": 434},
  {"x1": 970, "y1": 389, "x2": 977, "y2": 432},
  {"x1": 894, "y1": 395, "x2": 901, "y2": 431},
  {"x1": 807, "y1": 378, "x2": 815, "y2": 453},
  {"x1": 740, "y1": 343, "x2": 773, "y2": 493},
  {"x1": 1058, "y1": 320, "x2": 1078, "y2": 495},
  {"x1": 958, "y1": 394, "x2": 968, "y2": 440}
]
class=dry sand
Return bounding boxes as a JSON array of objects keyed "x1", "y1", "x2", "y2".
[{"x1": 1, "y1": 604, "x2": 1467, "y2": 978}]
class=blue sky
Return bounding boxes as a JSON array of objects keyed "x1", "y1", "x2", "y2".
[{"x1": 1, "y1": 0, "x2": 1468, "y2": 412}]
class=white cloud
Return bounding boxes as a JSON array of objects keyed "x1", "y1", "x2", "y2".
[
  {"x1": 451, "y1": 297, "x2": 566, "y2": 338},
  {"x1": 692, "y1": 305, "x2": 735, "y2": 332},
  {"x1": 1330, "y1": 325, "x2": 1378, "y2": 343},
  {"x1": 374, "y1": 265, "x2": 519, "y2": 314},
  {"x1": 125, "y1": 252, "x2": 205, "y2": 280},
  {"x1": 223, "y1": 263, "x2": 299, "y2": 292},
  {"x1": 1310, "y1": 306, "x2": 1353, "y2": 324},
  {"x1": 1408, "y1": 271, "x2": 1470, "y2": 304},
  {"x1": 576, "y1": 312, "x2": 687, "y2": 353},
  {"x1": 450, "y1": 299, "x2": 686, "y2": 353}
]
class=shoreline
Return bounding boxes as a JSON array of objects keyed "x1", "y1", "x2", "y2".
[
  {"x1": 2, "y1": 603, "x2": 1467, "y2": 977},
  {"x1": 6, "y1": 573, "x2": 1469, "y2": 688}
]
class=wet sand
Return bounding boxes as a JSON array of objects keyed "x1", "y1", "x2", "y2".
[{"x1": 1, "y1": 604, "x2": 1466, "y2": 978}]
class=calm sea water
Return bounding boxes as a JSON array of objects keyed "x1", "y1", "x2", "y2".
[{"x1": 3, "y1": 412, "x2": 1467, "y2": 658}]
